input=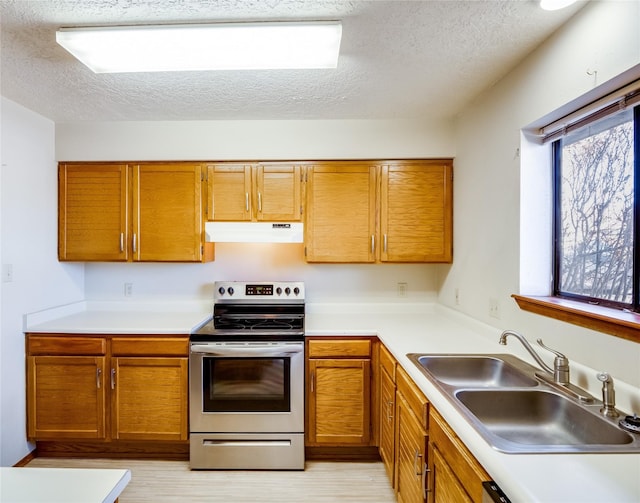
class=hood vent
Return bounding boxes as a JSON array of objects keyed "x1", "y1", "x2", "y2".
[{"x1": 205, "y1": 222, "x2": 303, "y2": 243}]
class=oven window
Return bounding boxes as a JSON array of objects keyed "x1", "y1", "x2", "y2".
[{"x1": 203, "y1": 357, "x2": 291, "y2": 412}]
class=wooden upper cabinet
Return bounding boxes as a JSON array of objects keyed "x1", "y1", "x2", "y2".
[
  {"x1": 207, "y1": 163, "x2": 253, "y2": 221},
  {"x1": 305, "y1": 164, "x2": 378, "y2": 262},
  {"x1": 380, "y1": 161, "x2": 453, "y2": 263},
  {"x1": 255, "y1": 164, "x2": 302, "y2": 221},
  {"x1": 207, "y1": 163, "x2": 302, "y2": 222},
  {"x1": 59, "y1": 163, "x2": 129, "y2": 261},
  {"x1": 58, "y1": 162, "x2": 212, "y2": 262},
  {"x1": 133, "y1": 163, "x2": 205, "y2": 262}
]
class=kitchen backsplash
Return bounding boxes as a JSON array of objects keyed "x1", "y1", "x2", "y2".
[{"x1": 83, "y1": 242, "x2": 441, "y2": 303}]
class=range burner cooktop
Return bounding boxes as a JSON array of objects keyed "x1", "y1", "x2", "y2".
[{"x1": 191, "y1": 281, "x2": 305, "y2": 341}]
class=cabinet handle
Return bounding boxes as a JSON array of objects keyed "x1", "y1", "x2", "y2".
[
  {"x1": 423, "y1": 465, "x2": 431, "y2": 499},
  {"x1": 110, "y1": 368, "x2": 116, "y2": 389},
  {"x1": 96, "y1": 368, "x2": 102, "y2": 389},
  {"x1": 413, "y1": 450, "x2": 423, "y2": 476},
  {"x1": 120, "y1": 233, "x2": 124, "y2": 253},
  {"x1": 387, "y1": 400, "x2": 394, "y2": 422},
  {"x1": 132, "y1": 233, "x2": 137, "y2": 253},
  {"x1": 258, "y1": 192, "x2": 262, "y2": 212},
  {"x1": 310, "y1": 372, "x2": 315, "y2": 393},
  {"x1": 245, "y1": 192, "x2": 250, "y2": 212},
  {"x1": 383, "y1": 234, "x2": 388, "y2": 253},
  {"x1": 371, "y1": 235, "x2": 375, "y2": 254}
]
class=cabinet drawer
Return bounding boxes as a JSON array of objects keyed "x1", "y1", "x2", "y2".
[
  {"x1": 430, "y1": 409, "x2": 490, "y2": 502},
  {"x1": 27, "y1": 335, "x2": 106, "y2": 356},
  {"x1": 379, "y1": 344, "x2": 396, "y2": 381},
  {"x1": 396, "y1": 366, "x2": 429, "y2": 426},
  {"x1": 307, "y1": 338, "x2": 372, "y2": 358},
  {"x1": 111, "y1": 337, "x2": 189, "y2": 356}
]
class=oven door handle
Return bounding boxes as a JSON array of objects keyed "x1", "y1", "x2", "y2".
[{"x1": 190, "y1": 344, "x2": 303, "y2": 357}]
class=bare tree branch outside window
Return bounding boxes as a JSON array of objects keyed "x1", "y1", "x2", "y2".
[{"x1": 559, "y1": 116, "x2": 634, "y2": 304}]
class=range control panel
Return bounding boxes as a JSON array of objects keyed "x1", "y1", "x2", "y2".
[{"x1": 214, "y1": 281, "x2": 305, "y2": 302}]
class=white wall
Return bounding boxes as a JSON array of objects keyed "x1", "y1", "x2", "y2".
[
  {"x1": 55, "y1": 119, "x2": 455, "y2": 161},
  {"x1": 440, "y1": 0, "x2": 640, "y2": 386},
  {"x1": 0, "y1": 98, "x2": 85, "y2": 466},
  {"x1": 57, "y1": 118, "x2": 456, "y2": 305},
  {"x1": 84, "y1": 244, "x2": 441, "y2": 303}
]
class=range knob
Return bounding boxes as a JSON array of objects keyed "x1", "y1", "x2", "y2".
[
  {"x1": 276, "y1": 287, "x2": 283, "y2": 295},
  {"x1": 227, "y1": 286, "x2": 234, "y2": 296},
  {"x1": 294, "y1": 287, "x2": 300, "y2": 295},
  {"x1": 285, "y1": 287, "x2": 291, "y2": 295},
  {"x1": 218, "y1": 287, "x2": 225, "y2": 295}
]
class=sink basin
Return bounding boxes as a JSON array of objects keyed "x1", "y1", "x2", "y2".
[
  {"x1": 456, "y1": 389, "x2": 635, "y2": 453},
  {"x1": 407, "y1": 353, "x2": 640, "y2": 453},
  {"x1": 411, "y1": 354, "x2": 538, "y2": 388}
]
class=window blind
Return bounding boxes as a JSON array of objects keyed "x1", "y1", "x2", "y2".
[{"x1": 539, "y1": 80, "x2": 640, "y2": 143}]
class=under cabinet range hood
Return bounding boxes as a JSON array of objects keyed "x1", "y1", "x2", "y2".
[{"x1": 205, "y1": 222, "x2": 303, "y2": 243}]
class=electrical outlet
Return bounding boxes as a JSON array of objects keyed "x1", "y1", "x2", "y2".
[
  {"x1": 397, "y1": 282, "x2": 408, "y2": 297},
  {"x1": 124, "y1": 283, "x2": 133, "y2": 297},
  {"x1": 454, "y1": 287, "x2": 460, "y2": 305},
  {"x1": 489, "y1": 298, "x2": 500, "y2": 319}
]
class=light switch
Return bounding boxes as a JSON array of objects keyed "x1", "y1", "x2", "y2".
[{"x1": 2, "y1": 264, "x2": 14, "y2": 283}]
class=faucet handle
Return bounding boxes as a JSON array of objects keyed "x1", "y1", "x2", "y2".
[
  {"x1": 536, "y1": 339, "x2": 567, "y2": 361},
  {"x1": 536, "y1": 339, "x2": 569, "y2": 384}
]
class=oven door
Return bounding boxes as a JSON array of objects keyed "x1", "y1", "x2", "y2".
[{"x1": 189, "y1": 341, "x2": 304, "y2": 433}]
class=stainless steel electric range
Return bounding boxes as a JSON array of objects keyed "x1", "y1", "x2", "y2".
[{"x1": 189, "y1": 281, "x2": 305, "y2": 470}]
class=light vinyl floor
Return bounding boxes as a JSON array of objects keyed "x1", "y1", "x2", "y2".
[{"x1": 25, "y1": 457, "x2": 396, "y2": 502}]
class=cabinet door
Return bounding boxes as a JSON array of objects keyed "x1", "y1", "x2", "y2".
[
  {"x1": 430, "y1": 446, "x2": 473, "y2": 503},
  {"x1": 380, "y1": 162, "x2": 453, "y2": 263},
  {"x1": 133, "y1": 163, "x2": 205, "y2": 262},
  {"x1": 255, "y1": 164, "x2": 302, "y2": 221},
  {"x1": 207, "y1": 163, "x2": 253, "y2": 221},
  {"x1": 428, "y1": 410, "x2": 489, "y2": 503},
  {"x1": 395, "y1": 392, "x2": 428, "y2": 503},
  {"x1": 379, "y1": 365, "x2": 397, "y2": 485},
  {"x1": 111, "y1": 357, "x2": 188, "y2": 441},
  {"x1": 307, "y1": 358, "x2": 371, "y2": 445},
  {"x1": 305, "y1": 164, "x2": 378, "y2": 262},
  {"x1": 27, "y1": 356, "x2": 106, "y2": 440},
  {"x1": 58, "y1": 163, "x2": 129, "y2": 261}
]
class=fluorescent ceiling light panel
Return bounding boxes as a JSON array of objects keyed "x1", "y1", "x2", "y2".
[
  {"x1": 539, "y1": 0, "x2": 577, "y2": 10},
  {"x1": 56, "y1": 21, "x2": 342, "y2": 73}
]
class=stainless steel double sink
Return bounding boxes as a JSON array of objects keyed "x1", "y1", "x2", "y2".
[{"x1": 407, "y1": 353, "x2": 640, "y2": 454}]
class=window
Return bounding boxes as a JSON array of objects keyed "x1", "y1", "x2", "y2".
[{"x1": 553, "y1": 106, "x2": 638, "y2": 310}]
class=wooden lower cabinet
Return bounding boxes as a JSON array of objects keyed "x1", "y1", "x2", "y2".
[
  {"x1": 394, "y1": 366, "x2": 429, "y2": 503},
  {"x1": 379, "y1": 344, "x2": 397, "y2": 485},
  {"x1": 306, "y1": 337, "x2": 373, "y2": 446},
  {"x1": 427, "y1": 409, "x2": 490, "y2": 503},
  {"x1": 27, "y1": 355, "x2": 106, "y2": 440},
  {"x1": 376, "y1": 343, "x2": 490, "y2": 503},
  {"x1": 26, "y1": 334, "x2": 189, "y2": 456},
  {"x1": 111, "y1": 356, "x2": 188, "y2": 441}
]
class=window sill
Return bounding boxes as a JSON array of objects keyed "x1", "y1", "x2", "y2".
[{"x1": 512, "y1": 295, "x2": 640, "y2": 344}]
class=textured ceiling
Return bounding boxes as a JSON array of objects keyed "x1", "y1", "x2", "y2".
[{"x1": 0, "y1": 0, "x2": 585, "y2": 122}]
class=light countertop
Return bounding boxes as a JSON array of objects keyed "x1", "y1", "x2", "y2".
[
  {"x1": 0, "y1": 467, "x2": 131, "y2": 502},
  {"x1": 23, "y1": 300, "x2": 640, "y2": 502},
  {"x1": 24, "y1": 300, "x2": 212, "y2": 334}
]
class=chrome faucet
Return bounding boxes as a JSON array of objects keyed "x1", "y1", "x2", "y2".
[
  {"x1": 499, "y1": 330, "x2": 594, "y2": 402},
  {"x1": 596, "y1": 372, "x2": 619, "y2": 418}
]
